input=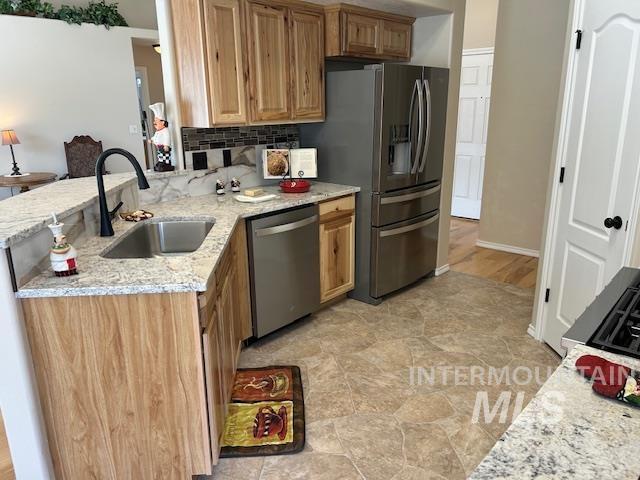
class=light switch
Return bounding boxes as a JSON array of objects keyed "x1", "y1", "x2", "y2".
[{"x1": 129, "y1": 125, "x2": 139, "y2": 134}]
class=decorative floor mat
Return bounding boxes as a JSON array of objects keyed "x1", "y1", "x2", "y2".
[{"x1": 220, "y1": 366, "x2": 305, "y2": 458}]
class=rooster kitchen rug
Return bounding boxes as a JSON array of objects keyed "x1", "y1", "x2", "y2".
[{"x1": 219, "y1": 366, "x2": 305, "y2": 457}]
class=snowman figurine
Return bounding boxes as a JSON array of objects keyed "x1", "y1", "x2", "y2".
[
  {"x1": 231, "y1": 177, "x2": 241, "y2": 193},
  {"x1": 149, "y1": 102, "x2": 175, "y2": 172},
  {"x1": 216, "y1": 179, "x2": 226, "y2": 195},
  {"x1": 48, "y1": 216, "x2": 78, "y2": 277}
]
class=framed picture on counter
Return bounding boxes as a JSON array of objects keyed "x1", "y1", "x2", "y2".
[{"x1": 262, "y1": 148, "x2": 318, "y2": 179}]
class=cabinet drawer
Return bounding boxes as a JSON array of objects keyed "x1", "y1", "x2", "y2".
[{"x1": 319, "y1": 194, "x2": 355, "y2": 222}]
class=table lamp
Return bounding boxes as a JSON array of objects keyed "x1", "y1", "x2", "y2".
[{"x1": 1, "y1": 129, "x2": 23, "y2": 176}]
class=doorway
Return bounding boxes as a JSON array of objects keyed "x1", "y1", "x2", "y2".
[
  {"x1": 537, "y1": 0, "x2": 640, "y2": 354},
  {"x1": 131, "y1": 38, "x2": 166, "y2": 170},
  {"x1": 451, "y1": 48, "x2": 493, "y2": 220}
]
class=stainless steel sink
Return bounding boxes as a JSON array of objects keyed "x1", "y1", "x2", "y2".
[{"x1": 102, "y1": 220, "x2": 215, "y2": 259}]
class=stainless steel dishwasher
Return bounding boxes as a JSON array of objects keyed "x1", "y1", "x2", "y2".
[{"x1": 247, "y1": 205, "x2": 320, "y2": 338}]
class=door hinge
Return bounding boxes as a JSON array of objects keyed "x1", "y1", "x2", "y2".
[
  {"x1": 576, "y1": 29, "x2": 583, "y2": 49},
  {"x1": 545, "y1": 288, "x2": 551, "y2": 303},
  {"x1": 559, "y1": 167, "x2": 565, "y2": 183}
]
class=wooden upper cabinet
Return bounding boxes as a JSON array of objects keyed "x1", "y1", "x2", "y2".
[
  {"x1": 169, "y1": 0, "x2": 211, "y2": 127},
  {"x1": 381, "y1": 19, "x2": 412, "y2": 58},
  {"x1": 325, "y1": 4, "x2": 414, "y2": 60},
  {"x1": 246, "y1": 1, "x2": 291, "y2": 122},
  {"x1": 343, "y1": 12, "x2": 381, "y2": 56},
  {"x1": 203, "y1": 0, "x2": 248, "y2": 125},
  {"x1": 289, "y1": 9, "x2": 325, "y2": 120}
]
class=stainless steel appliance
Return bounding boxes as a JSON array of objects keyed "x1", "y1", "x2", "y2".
[
  {"x1": 563, "y1": 267, "x2": 640, "y2": 358},
  {"x1": 300, "y1": 63, "x2": 449, "y2": 303},
  {"x1": 247, "y1": 205, "x2": 320, "y2": 338}
]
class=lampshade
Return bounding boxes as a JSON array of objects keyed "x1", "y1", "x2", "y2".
[
  {"x1": 1, "y1": 130, "x2": 20, "y2": 146},
  {"x1": 153, "y1": 44, "x2": 161, "y2": 54}
]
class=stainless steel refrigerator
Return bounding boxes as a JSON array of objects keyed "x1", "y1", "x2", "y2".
[{"x1": 300, "y1": 63, "x2": 449, "y2": 304}]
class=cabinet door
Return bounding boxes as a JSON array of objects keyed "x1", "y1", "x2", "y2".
[
  {"x1": 217, "y1": 270, "x2": 237, "y2": 397},
  {"x1": 382, "y1": 20, "x2": 412, "y2": 58},
  {"x1": 320, "y1": 214, "x2": 355, "y2": 303},
  {"x1": 169, "y1": 0, "x2": 210, "y2": 126},
  {"x1": 203, "y1": 0, "x2": 248, "y2": 125},
  {"x1": 246, "y1": 1, "x2": 291, "y2": 122},
  {"x1": 202, "y1": 308, "x2": 226, "y2": 465},
  {"x1": 232, "y1": 220, "x2": 253, "y2": 342},
  {"x1": 342, "y1": 12, "x2": 381, "y2": 56},
  {"x1": 289, "y1": 9, "x2": 325, "y2": 120}
]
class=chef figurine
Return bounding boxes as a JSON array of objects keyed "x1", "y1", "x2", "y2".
[
  {"x1": 149, "y1": 102, "x2": 175, "y2": 172},
  {"x1": 48, "y1": 214, "x2": 78, "y2": 277}
]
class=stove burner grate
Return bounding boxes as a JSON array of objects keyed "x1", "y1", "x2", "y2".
[{"x1": 588, "y1": 286, "x2": 640, "y2": 359}]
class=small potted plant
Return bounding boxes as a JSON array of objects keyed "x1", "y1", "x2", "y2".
[{"x1": 0, "y1": 0, "x2": 13, "y2": 15}]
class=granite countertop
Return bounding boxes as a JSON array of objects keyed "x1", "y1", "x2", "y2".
[
  {"x1": 0, "y1": 173, "x2": 137, "y2": 249},
  {"x1": 470, "y1": 344, "x2": 640, "y2": 480},
  {"x1": 16, "y1": 182, "x2": 359, "y2": 298}
]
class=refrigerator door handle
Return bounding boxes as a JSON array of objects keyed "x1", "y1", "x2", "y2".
[
  {"x1": 411, "y1": 80, "x2": 425, "y2": 175},
  {"x1": 379, "y1": 213, "x2": 440, "y2": 237},
  {"x1": 418, "y1": 79, "x2": 432, "y2": 174}
]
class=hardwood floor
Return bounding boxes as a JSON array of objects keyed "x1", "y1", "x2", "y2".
[
  {"x1": 0, "y1": 412, "x2": 14, "y2": 480},
  {"x1": 449, "y1": 217, "x2": 539, "y2": 289}
]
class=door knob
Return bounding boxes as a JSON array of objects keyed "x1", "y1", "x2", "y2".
[{"x1": 604, "y1": 216, "x2": 623, "y2": 230}]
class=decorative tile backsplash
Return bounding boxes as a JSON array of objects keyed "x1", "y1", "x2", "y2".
[{"x1": 182, "y1": 125, "x2": 300, "y2": 152}]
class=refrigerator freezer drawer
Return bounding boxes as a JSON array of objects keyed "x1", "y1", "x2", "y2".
[
  {"x1": 372, "y1": 183, "x2": 441, "y2": 227},
  {"x1": 371, "y1": 211, "x2": 439, "y2": 298}
]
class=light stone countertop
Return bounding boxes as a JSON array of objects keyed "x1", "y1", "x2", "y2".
[
  {"x1": 16, "y1": 182, "x2": 359, "y2": 298},
  {"x1": 470, "y1": 344, "x2": 640, "y2": 480},
  {"x1": 0, "y1": 173, "x2": 137, "y2": 249}
]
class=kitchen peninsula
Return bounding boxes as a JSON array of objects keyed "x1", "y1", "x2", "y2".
[{"x1": 1, "y1": 173, "x2": 358, "y2": 479}]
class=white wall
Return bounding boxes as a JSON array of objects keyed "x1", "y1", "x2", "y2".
[
  {"x1": 412, "y1": 14, "x2": 453, "y2": 67},
  {"x1": 0, "y1": 15, "x2": 158, "y2": 200},
  {"x1": 463, "y1": 0, "x2": 499, "y2": 49}
]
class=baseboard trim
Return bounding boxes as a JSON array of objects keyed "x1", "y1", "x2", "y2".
[
  {"x1": 435, "y1": 264, "x2": 450, "y2": 276},
  {"x1": 476, "y1": 240, "x2": 540, "y2": 258},
  {"x1": 527, "y1": 323, "x2": 537, "y2": 339}
]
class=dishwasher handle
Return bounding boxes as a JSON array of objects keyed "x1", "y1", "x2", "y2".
[{"x1": 255, "y1": 215, "x2": 318, "y2": 237}]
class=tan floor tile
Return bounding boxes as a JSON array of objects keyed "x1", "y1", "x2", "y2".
[
  {"x1": 394, "y1": 393, "x2": 455, "y2": 424},
  {"x1": 401, "y1": 423, "x2": 466, "y2": 479},
  {"x1": 305, "y1": 419, "x2": 345, "y2": 455},
  {"x1": 334, "y1": 414, "x2": 404, "y2": 480},
  {"x1": 260, "y1": 453, "x2": 362, "y2": 480}
]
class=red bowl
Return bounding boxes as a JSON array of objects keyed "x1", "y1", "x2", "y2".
[{"x1": 279, "y1": 179, "x2": 311, "y2": 193}]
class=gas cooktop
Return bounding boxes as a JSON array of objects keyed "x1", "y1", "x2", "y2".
[{"x1": 562, "y1": 267, "x2": 640, "y2": 358}]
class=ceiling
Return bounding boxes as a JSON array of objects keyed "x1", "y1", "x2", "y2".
[{"x1": 309, "y1": 0, "x2": 450, "y2": 17}]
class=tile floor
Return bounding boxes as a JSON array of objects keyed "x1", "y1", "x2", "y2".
[{"x1": 210, "y1": 271, "x2": 560, "y2": 480}]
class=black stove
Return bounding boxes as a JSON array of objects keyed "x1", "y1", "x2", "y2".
[
  {"x1": 563, "y1": 267, "x2": 640, "y2": 358},
  {"x1": 588, "y1": 282, "x2": 640, "y2": 358}
]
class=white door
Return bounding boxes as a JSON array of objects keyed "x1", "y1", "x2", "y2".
[
  {"x1": 451, "y1": 50, "x2": 493, "y2": 219},
  {"x1": 542, "y1": 0, "x2": 640, "y2": 354}
]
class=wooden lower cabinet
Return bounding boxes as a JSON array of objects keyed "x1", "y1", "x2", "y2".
[
  {"x1": 21, "y1": 221, "x2": 253, "y2": 478},
  {"x1": 319, "y1": 195, "x2": 356, "y2": 303},
  {"x1": 22, "y1": 293, "x2": 212, "y2": 479}
]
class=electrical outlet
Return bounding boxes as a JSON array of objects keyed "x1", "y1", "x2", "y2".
[{"x1": 129, "y1": 125, "x2": 139, "y2": 135}]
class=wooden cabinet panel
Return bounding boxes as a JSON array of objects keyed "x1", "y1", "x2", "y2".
[
  {"x1": 203, "y1": 0, "x2": 248, "y2": 125},
  {"x1": 232, "y1": 219, "x2": 253, "y2": 342},
  {"x1": 319, "y1": 195, "x2": 356, "y2": 303},
  {"x1": 325, "y1": 4, "x2": 414, "y2": 60},
  {"x1": 202, "y1": 308, "x2": 226, "y2": 465},
  {"x1": 22, "y1": 293, "x2": 211, "y2": 478},
  {"x1": 343, "y1": 12, "x2": 381, "y2": 55},
  {"x1": 246, "y1": 1, "x2": 291, "y2": 122},
  {"x1": 289, "y1": 9, "x2": 325, "y2": 120},
  {"x1": 217, "y1": 268, "x2": 237, "y2": 397},
  {"x1": 382, "y1": 20, "x2": 412, "y2": 58},
  {"x1": 320, "y1": 214, "x2": 355, "y2": 303},
  {"x1": 169, "y1": 0, "x2": 211, "y2": 127}
]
